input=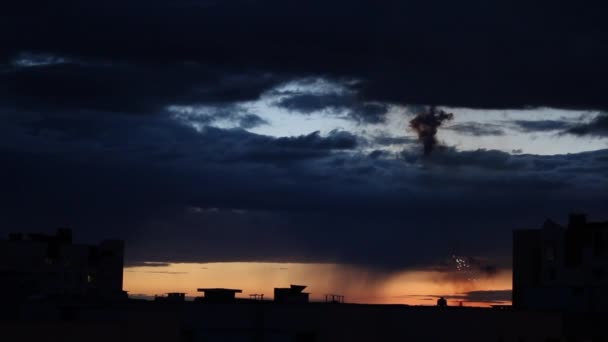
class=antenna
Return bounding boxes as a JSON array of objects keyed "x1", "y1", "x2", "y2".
[
  {"x1": 249, "y1": 294, "x2": 264, "y2": 301},
  {"x1": 324, "y1": 294, "x2": 345, "y2": 304}
]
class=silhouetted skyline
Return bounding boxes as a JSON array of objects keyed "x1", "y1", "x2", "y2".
[
  {"x1": 2, "y1": 221, "x2": 606, "y2": 340},
  {"x1": 4, "y1": 213, "x2": 607, "y2": 310}
]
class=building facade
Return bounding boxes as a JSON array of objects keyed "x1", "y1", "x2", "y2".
[
  {"x1": 0, "y1": 228, "x2": 125, "y2": 300},
  {"x1": 513, "y1": 214, "x2": 608, "y2": 312}
]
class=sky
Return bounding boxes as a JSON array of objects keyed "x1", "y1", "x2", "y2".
[{"x1": 2, "y1": 0, "x2": 608, "y2": 305}]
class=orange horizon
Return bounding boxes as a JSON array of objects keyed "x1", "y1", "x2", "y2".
[{"x1": 123, "y1": 262, "x2": 512, "y2": 307}]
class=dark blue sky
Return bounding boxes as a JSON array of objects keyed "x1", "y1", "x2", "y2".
[{"x1": 2, "y1": 0, "x2": 608, "y2": 273}]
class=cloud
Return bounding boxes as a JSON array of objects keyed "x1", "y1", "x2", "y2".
[
  {"x1": 412, "y1": 290, "x2": 512, "y2": 304},
  {"x1": 3, "y1": 61, "x2": 284, "y2": 114},
  {"x1": 274, "y1": 130, "x2": 359, "y2": 150},
  {"x1": 404, "y1": 148, "x2": 529, "y2": 171},
  {"x1": 238, "y1": 113, "x2": 268, "y2": 129},
  {"x1": 462, "y1": 289, "x2": 512, "y2": 303},
  {"x1": 193, "y1": 128, "x2": 361, "y2": 163},
  {"x1": 565, "y1": 113, "x2": 608, "y2": 137},
  {"x1": 511, "y1": 119, "x2": 574, "y2": 132},
  {"x1": 1, "y1": 111, "x2": 608, "y2": 271},
  {"x1": 3, "y1": 0, "x2": 608, "y2": 284},
  {"x1": 130, "y1": 271, "x2": 189, "y2": 274},
  {"x1": 368, "y1": 150, "x2": 385, "y2": 159},
  {"x1": 275, "y1": 92, "x2": 389, "y2": 124},
  {"x1": 445, "y1": 122, "x2": 505, "y2": 136},
  {"x1": 11, "y1": 52, "x2": 71, "y2": 67},
  {"x1": 372, "y1": 136, "x2": 416, "y2": 146},
  {"x1": 4, "y1": 0, "x2": 608, "y2": 111},
  {"x1": 124, "y1": 261, "x2": 172, "y2": 268},
  {"x1": 170, "y1": 105, "x2": 268, "y2": 129}
]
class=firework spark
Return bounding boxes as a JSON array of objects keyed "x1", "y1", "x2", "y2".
[{"x1": 451, "y1": 254, "x2": 477, "y2": 281}]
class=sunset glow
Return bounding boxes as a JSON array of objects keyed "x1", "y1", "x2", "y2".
[{"x1": 124, "y1": 262, "x2": 512, "y2": 307}]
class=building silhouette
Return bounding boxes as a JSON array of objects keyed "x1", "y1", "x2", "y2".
[
  {"x1": 274, "y1": 285, "x2": 309, "y2": 304},
  {"x1": 155, "y1": 292, "x2": 186, "y2": 303},
  {"x1": 3, "y1": 222, "x2": 607, "y2": 340},
  {"x1": 513, "y1": 213, "x2": 608, "y2": 312},
  {"x1": 0, "y1": 228, "x2": 125, "y2": 300},
  {"x1": 436, "y1": 297, "x2": 447, "y2": 307},
  {"x1": 197, "y1": 288, "x2": 243, "y2": 303}
]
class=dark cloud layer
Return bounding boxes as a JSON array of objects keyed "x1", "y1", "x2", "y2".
[
  {"x1": 445, "y1": 122, "x2": 505, "y2": 136},
  {"x1": 1, "y1": 112, "x2": 607, "y2": 271},
  {"x1": 2, "y1": 1, "x2": 608, "y2": 274},
  {"x1": 3, "y1": 0, "x2": 608, "y2": 111},
  {"x1": 512, "y1": 120, "x2": 574, "y2": 133},
  {"x1": 462, "y1": 290, "x2": 512, "y2": 304},
  {"x1": 5, "y1": 62, "x2": 284, "y2": 114},
  {"x1": 566, "y1": 113, "x2": 608, "y2": 137},
  {"x1": 275, "y1": 93, "x2": 389, "y2": 124},
  {"x1": 413, "y1": 290, "x2": 512, "y2": 304},
  {"x1": 182, "y1": 109, "x2": 269, "y2": 130}
]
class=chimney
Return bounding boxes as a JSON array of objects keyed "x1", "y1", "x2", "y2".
[{"x1": 568, "y1": 213, "x2": 587, "y2": 229}]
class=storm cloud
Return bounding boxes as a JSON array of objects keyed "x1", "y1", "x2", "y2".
[
  {"x1": 445, "y1": 122, "x2": 506, "y2": 136},
  {"x1": 3, "y1": 0, "x2": 608, "y2": 112},
  {"x1": 1, "y1": 112, "x2": 607, "y2": 271},
  {"x1": 565, "y1": 113, "x2": 608, "y2": 137},
  {"x1": 275, "y1": 92, "x2": 389, "y2": 124},
  {"x1": 2, "y1": 0, "x2": 608, "y2": 274}
]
